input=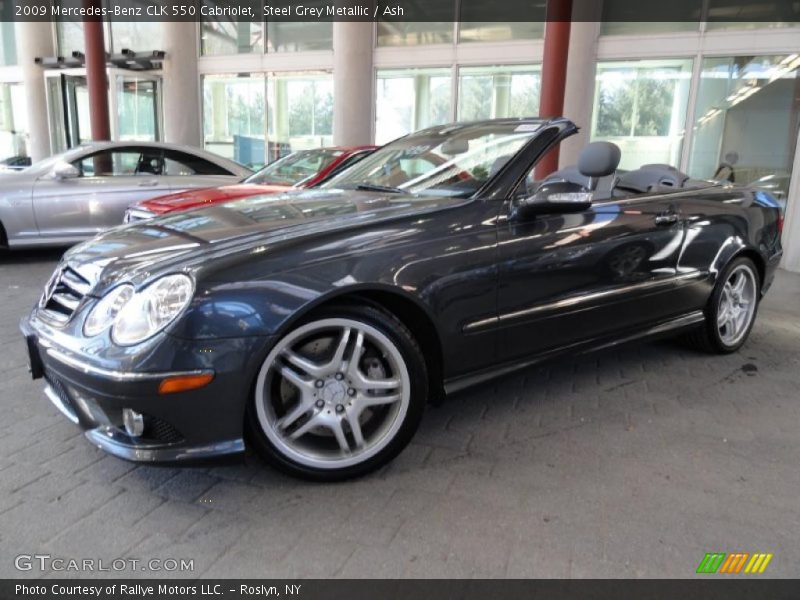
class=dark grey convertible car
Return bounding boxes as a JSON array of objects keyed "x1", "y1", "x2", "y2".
[{"x1": 21, "y1": 118, "x2": 784, "y2": 480}]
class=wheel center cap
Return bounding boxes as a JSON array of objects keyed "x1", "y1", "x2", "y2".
[{"x1": 320, "y1": 380, "x2": 347, "y2": 405}]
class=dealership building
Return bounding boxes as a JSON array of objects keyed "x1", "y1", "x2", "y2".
[{"x1": 1, "y1": 14, "x2": 799, "y2": 270}]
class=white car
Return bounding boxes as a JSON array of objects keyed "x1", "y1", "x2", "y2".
[{"x1": 0, "y1": 141, "x2": 252, "y2": 248}]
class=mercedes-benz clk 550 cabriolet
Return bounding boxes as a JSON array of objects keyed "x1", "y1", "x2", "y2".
[{"x1": 21, "y1": 118, "x2": 783, "y2": 480}]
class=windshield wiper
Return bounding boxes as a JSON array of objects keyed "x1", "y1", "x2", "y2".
[{"x1": 352, "y1": 183, "x2": 406, "y2": 194}]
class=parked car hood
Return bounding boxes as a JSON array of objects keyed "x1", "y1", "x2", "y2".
[
  {"x1": 65, "y1": 188, "x2": 470, "y2": 294},
  {"x1": 135, "y1": 183, "x2": 294, "y2": 214}
]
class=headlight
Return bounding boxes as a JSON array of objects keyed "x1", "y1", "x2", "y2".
[
  {"x1": 83, "y1": 285, "x2": 135, "y2": 337},
  {"x1": 111, "y1": 274, "x2": 194, "y2": 346}
]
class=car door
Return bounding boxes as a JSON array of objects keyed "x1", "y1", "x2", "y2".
[
  {"x1": 161, "y1": 149, "x2": 239, "y2": 194},
  {"x1": 493, "y1": 192, "x2": 687, "y2": 363},
  {"x1": 32, "y1": 147, "x2": 171, "y2": 237}
]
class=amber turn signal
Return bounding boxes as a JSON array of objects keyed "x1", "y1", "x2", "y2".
[{"x1": 158, "y1": 373, "x2": 214, "y2": 395}]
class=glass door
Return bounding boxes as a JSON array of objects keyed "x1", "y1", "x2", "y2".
[
  {"x1": 0, "y1": 82, "x2": 28, "y2": 166},
  {"x1": 44, "y1": 70, "x2": 92, "y2": 153},
  {"x1": 45, "y1": 69, "x2": 164, "y2": 154},
  {"x1": 64, "y1": 74, "x2": 92, "y2": 147},
  {"x1": 112, "y1": 72, "x2": 162, "y2": 142}
]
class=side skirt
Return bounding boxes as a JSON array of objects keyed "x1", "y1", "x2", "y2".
[{"x1": 443, "y1": 310, "x2": 705, "y2": 395}]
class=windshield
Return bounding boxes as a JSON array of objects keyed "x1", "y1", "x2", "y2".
[
  {"x1": 321, "y1": 121, "x2": 546, "y2": 198},
  {"x1": 245, "y1": 148, "x2": 343, "y2": 186}
]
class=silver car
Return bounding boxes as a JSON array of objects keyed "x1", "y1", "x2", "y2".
[{"x1": 0, "y1": 142, "x2": 252, "y2": 248}]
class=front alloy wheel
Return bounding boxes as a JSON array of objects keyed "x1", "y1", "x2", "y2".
[{"x1": 248, "y1": 305, "x2": 427, "y2": 480}]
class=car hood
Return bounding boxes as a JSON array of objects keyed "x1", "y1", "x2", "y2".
[
  {"x1": 135, "y1": 183, "x2": 293, "y2": 214},
  {"x1": 65, "y1": 188, "x2": 469, "y2": 294}
]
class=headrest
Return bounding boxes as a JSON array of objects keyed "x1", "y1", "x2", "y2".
[{"x1": 578, "y1": 142, "x2": 622, "y2": 178}]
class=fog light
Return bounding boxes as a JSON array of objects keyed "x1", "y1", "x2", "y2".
[{"x1": 123, "y1": 409, "x2": 144, "y2": 437}]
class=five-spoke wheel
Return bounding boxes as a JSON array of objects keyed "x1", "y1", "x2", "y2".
[
  {"x1": 247, "y1": 305, "x2": 426, "y2": 480},
  {"x1": 717, "y1": 264, "x2": 757, "y2": 347},
  {"x1": 687, "y1": 256, "x2": 760, "y2": 353}
]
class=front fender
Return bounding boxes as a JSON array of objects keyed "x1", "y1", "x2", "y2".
[{"x1": 170, "y1": 273, "x2": 439, "y2": 342}]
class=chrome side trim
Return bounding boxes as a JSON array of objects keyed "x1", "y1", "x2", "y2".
[
  {"x1": 44, "y1": 384, "x2": 80, "y2": 424},
  {"x1": 464, "y1": 271, "x2": 705, "y2": 332},
  {"x1": 85, "y1": 428, "x2": 245, "y2": 463},
  {"x1": 447, "y1": 310, "x2": 705, "y2": 394},
  {"x1": 45, "y1": 346, "x2": 214, "y2": 383}
]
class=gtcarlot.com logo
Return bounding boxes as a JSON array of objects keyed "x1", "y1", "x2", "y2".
[
  {"x1": 14, "y1": 554, "x2": 194, "y2": 573},
  {"x1": 697, "y1": 552, "x2": 773, "y2": 574}
]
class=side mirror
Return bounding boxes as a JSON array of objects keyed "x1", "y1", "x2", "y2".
[
  {"x1": 515, "y1": 181, "x2": 592, "y2": 219},
  {"x1": 52, "y1": 162, "x2": 80, "y2": 180}
]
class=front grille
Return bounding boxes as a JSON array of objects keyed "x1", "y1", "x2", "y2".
[
  {"x1": 39, "y1": 266, "x2": 92, "y2": 325},
  {"x1": 143, "y1": 416, "x2": 184, "y2": 444}
]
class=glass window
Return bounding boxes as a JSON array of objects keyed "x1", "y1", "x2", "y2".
[
  {"x1": 1, "y1": 22, "x2": 16, "y2": 66},
  {"x1": 458, "y1": 22, "x2": 544, "y2": 43},
  {"x1": 704, "y1": 21, "x2": 799, "y2": 30},
  {"x1": 267, "y1": 15, "x2": 332, "y2": 51},
  {"x1": 687, "y1": 54, "x2": 800, "y2": 212},
  {"x1": 56, "y1": 21, "x2": 112, "y2": 56},
  {"x1": 591, "y1": 59, "x2": 693, "y2": 170},
  {"x1": 377, "y1": 22, "x2": 454, "y2": 46},
  {"x1": 458, "y1": 3, "x2": 544, "y2": 42},
  {"x1": 163, "y1": 150, "x2": 231, "y2": 176},
  {"x1": 0, "y1": 83, "x2": 28, "y2": 165},
  {"x1": 203, "y1": 74, "x2": 267, "y2": 168},
  {"x1": 458, "y1": 65, "x2": 541, "y2": 121},
  {"x1": 201, "y1": 20, "x2": 265, "y2": 55},
  {"x1": 599, "y1": 0, "x2": 700, "y2": 33},
  {"x1": 57, "y1": 21, "x2": 87, "y2": 56},
  {"x1": 705, "y1": 0, "x2": 799, "y2": 29},
  {"x1": 267, "y1": 72, "x2": 333, "y2": 162},
  {"x1": 109, "y1": 22, "x2": 164, "y2": 53},
  {"x1": 600, "y1": 22, "x2": 700, "y2": 35},
  {"x1": 202, "y1": 72, "x2": 333, "y2": 169},
  {"x1": 375, "y1": 68, "x2": 452, "y2": 145},
  {"x1": 74, "y1": 149, "x2": 161, "y2": 177}
]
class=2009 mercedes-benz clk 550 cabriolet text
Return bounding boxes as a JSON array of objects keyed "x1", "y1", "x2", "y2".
[{"x1": 21, "y1": 118, "x2": 784, "y2": 480}]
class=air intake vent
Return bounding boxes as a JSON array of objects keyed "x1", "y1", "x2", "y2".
[{"x1": 39, "y1": 266, "x2": 92, "y2": 325}]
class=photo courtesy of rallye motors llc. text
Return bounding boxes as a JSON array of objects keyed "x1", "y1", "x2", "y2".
[{"x1": 14, "y1": 583, "x2": 303, "y2": 597}]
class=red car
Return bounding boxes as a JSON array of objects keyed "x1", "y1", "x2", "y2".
[{"x1": 124, "y1": 146, "x2": 377, "y2": 222}]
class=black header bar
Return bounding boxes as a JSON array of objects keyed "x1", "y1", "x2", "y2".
[{"x1": 3, "y1": 0, "x2": 799, "y2": 22}]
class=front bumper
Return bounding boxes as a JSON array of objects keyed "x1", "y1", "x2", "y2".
[{"x1": 21, "y1": 315, "x2": 273, "y2": 464}]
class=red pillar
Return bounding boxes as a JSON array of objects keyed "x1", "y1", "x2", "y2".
[
  {"x1": 83, "y1": 10, "x2": 110, "y2": 141},
  {"x1": 535, "y1": 0, "x2": 572, "y2": 179}
]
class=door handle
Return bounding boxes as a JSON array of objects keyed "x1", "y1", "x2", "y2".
[
  {"x1": 138, "y1": 180, "x2": 159, "y2": 187},
  {"x1": 654, "y1": 212, "x2": 678, "y2": 226}
]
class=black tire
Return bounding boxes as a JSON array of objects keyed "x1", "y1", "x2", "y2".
[
  {"x1": 245, "y1": 302, "x2": 427, "y2": 481},
  {"x1": 685, "y1": 256, "x2": 760, "y2": 354}
]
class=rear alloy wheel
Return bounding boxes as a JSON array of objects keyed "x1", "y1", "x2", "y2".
[
  {"x1": 687, "y1": 257, "x2": 760, "y2": 353},
  {"x1": 248, "y1": 306, "x2": 426, "y2": 480}
]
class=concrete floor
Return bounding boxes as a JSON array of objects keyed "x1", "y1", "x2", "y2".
[{"x1": 1, "y1": 249, "x2": 798, "y2": 578}]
